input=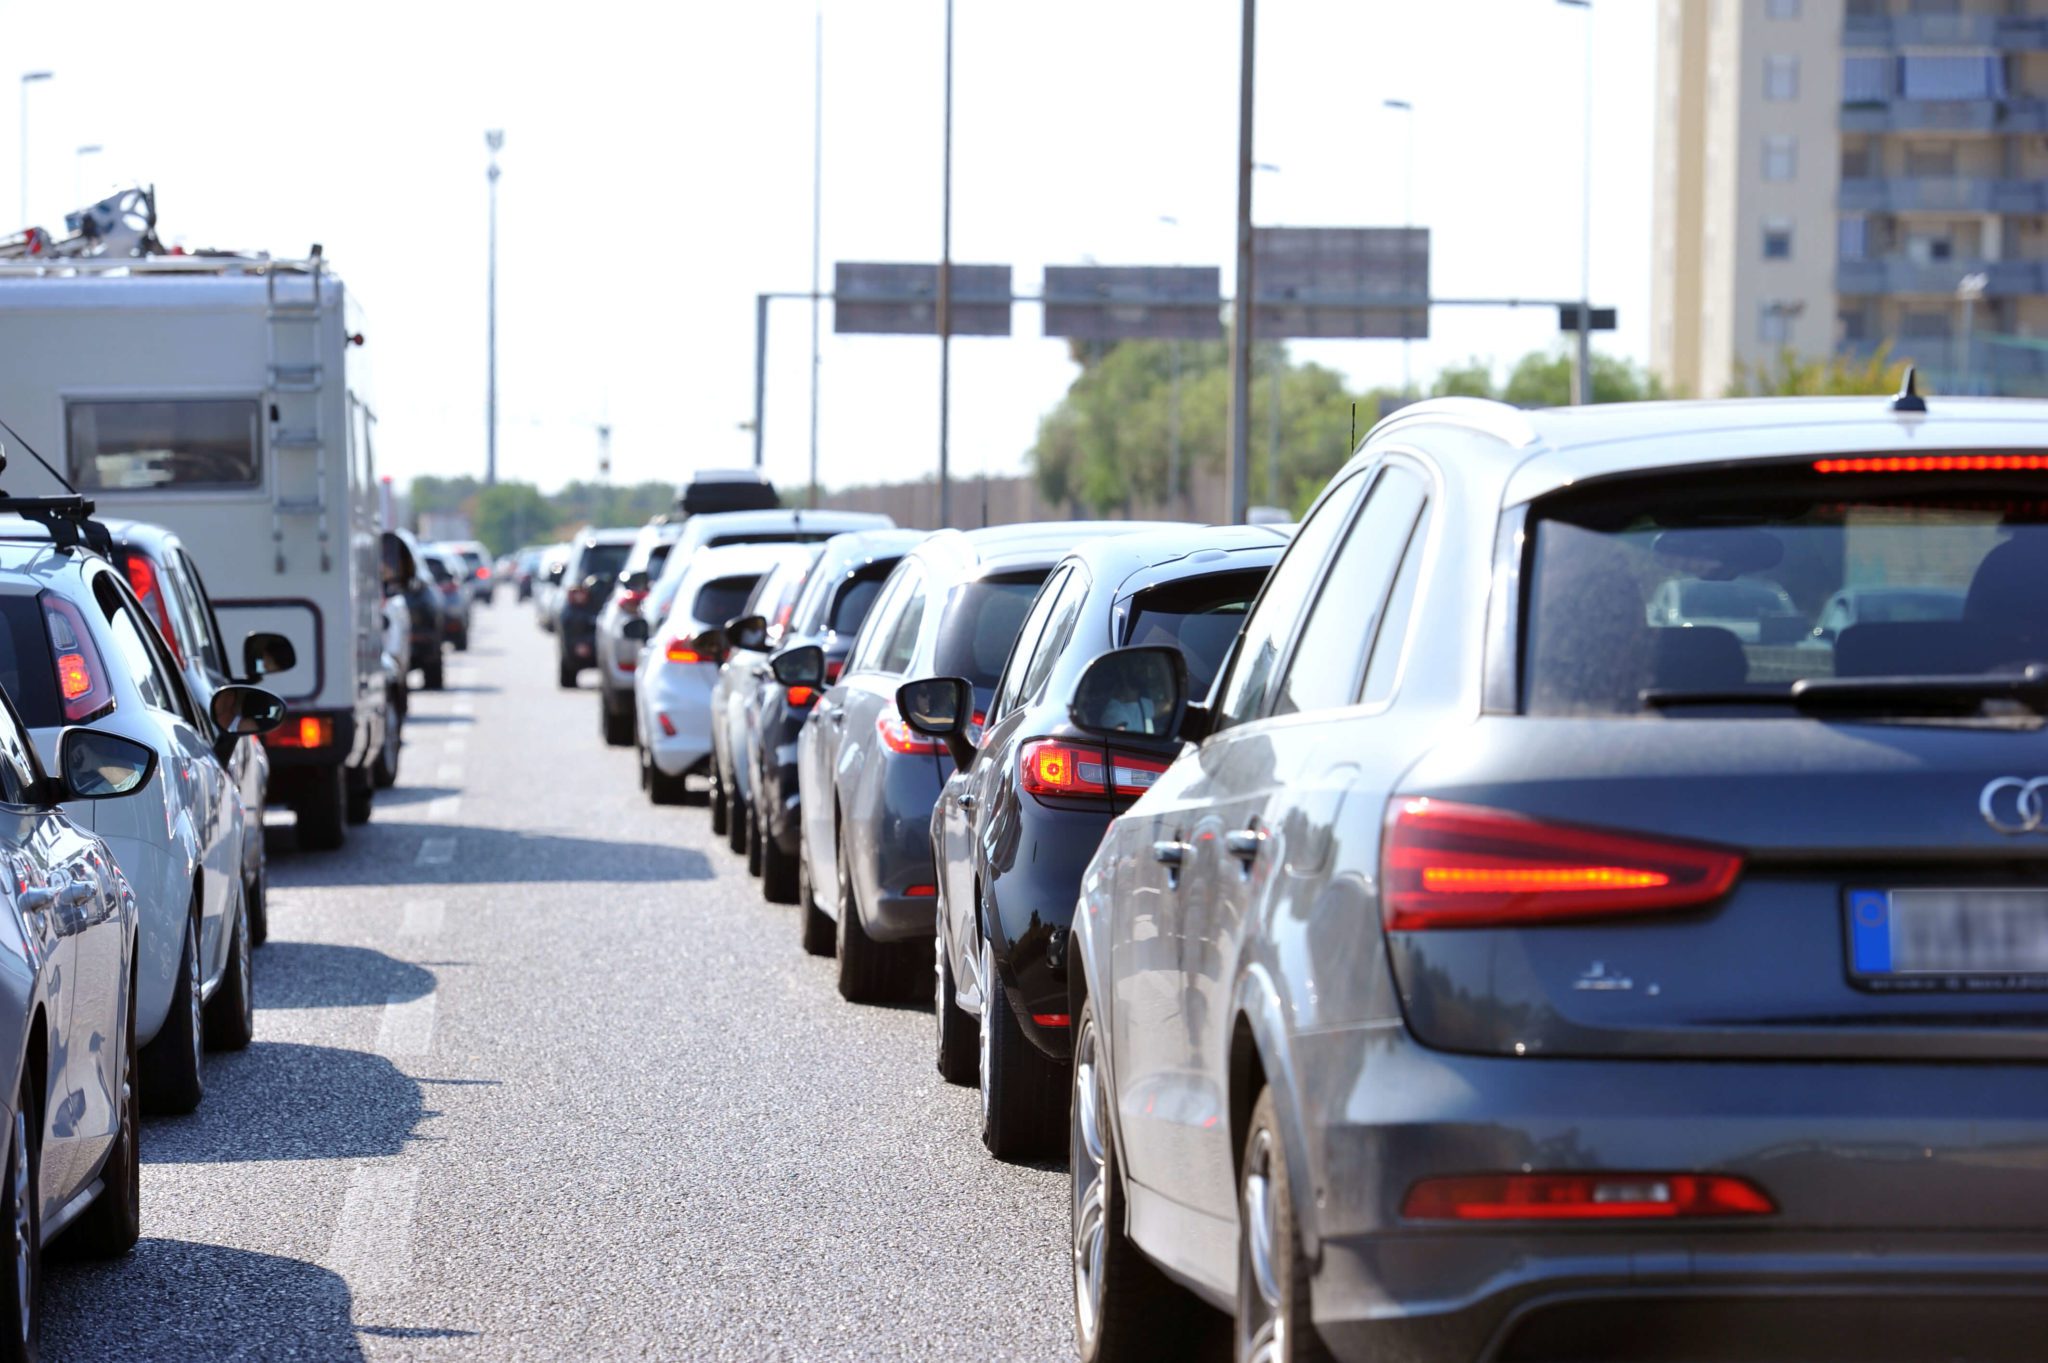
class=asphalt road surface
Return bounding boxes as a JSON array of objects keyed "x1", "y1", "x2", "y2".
[{"x1": 43, "y1": 598, "x2": 1072, "y2": 1361}]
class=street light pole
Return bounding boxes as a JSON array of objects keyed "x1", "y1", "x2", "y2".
[
  {"x1": 808, "y1": 3, "x2": 825, "y2": 509},
  {"x1": 19, "y1": 73, "x2": 51, "y2": 228},
  {"x1": 73, "y1": 143, "x2": 101, "y2": 208},
  {"x1": 1384, "y1": 98, "x2": 1415, "y2": 397},
  {"x1": 485, "y1": 130, "x2": 504, "y2": 487},
  {"x1": 1558, "y1": 0, "x2": 1593, "y2": 405},
  {"x1": 1227, "y1": 0, "x2": 1257, "y2": 525},
  {"x1": 936, "y1": 0, "x2": 955, "y2": 529}
]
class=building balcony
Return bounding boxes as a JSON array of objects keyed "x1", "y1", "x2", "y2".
[
  {"x1": 1840, "y1": 99, "x2": 2048, "y2": 134},
  {"x1": 1836, "y1": 259, "x2": 2044, "y2": 297},
  {"x1": 1844, "y1": 14, "x2": 2048, "y2": 49},
  {"x1": 1838, "y1": 177, "x2": 2048, "y2": 214}
]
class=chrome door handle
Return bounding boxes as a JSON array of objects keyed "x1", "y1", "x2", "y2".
[
  {"x1": 959, "y1": 793, "x2": 977, "y2": 812},
  {"x1": 59, "y1": 882, "x2": 93, "y2": 908},
  {"x1": 1223, "y1": 828, "x2": 1264, "y2": 862},
  {"x1": 830, "y1": 710, "x2": 845, "y2": 726},
  {"x1": 18, "y1": 887, "x2": 53, "y2": 914},
  {"x1": 1151, "y1": 840, "x2": 1186, "y2": 865}
]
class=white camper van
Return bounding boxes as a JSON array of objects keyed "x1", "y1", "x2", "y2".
[{"x1": 0, "y1": 191, "x2": 392, "y2": 848}]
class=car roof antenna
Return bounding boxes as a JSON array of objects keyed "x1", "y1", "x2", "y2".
[{"x1": 1890, "y1": 365, "x2": 1927, "y2": 415}]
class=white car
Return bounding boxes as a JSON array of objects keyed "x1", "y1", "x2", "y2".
[{"x1": 633, "y1": 543, "x2": 791, "y2": 804}]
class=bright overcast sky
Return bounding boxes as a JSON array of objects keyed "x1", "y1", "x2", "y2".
[{"x1": 12, "y1": 0, "x2": 1654, "y2": 496}]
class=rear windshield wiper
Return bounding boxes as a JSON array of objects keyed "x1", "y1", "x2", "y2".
[{"x1": 1644, "y1": 664, "x2": 2048, "y2": 716}]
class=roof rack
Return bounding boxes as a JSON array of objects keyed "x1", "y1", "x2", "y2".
[{"x1": 0, "y1": 185, "x2": 325, "y2": 278}]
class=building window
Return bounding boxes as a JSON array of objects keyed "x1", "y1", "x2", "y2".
[
  {"x1": 1910, "y1": 0, "x2": 1961, "y2": 14},
  {"x1": 1766, "y1": 0, "x2": 1801, "y2": 16},
  {"x1": 1841, "y1": 139, "x2": 1874, "y2": 179},
  {"x1": 1839, "y1": 302, "x2": 1875, "y2": 344},
  {"x1": 1843, "y1": 55, "x2": 1894, "y2": 103},
  {"x1": 1760, "y1": 302, "x2": 1802, "y2": 347},
  {"x1": 1764, "y1": 55, "x2": 1800, "y2": 101},
  {"x1": 1900, "y1": 55, "x2": 2006, "y2": 100},
  {"x1": 1905, "y1": 141, "x2": 1958, "y2": 177},
  {"x1": 1900, "y1": 307, "x2": 1952, "y2": 341},
  {"x1": 1763, "y1": 221, "x2": 1794, "y2": 260},
  {"x1": 1840, "y1": 216, "x2": 1870, "y2": 261},
  {"x1": 1763, "y1": 136, "x2": 1798, "y2": 182}
]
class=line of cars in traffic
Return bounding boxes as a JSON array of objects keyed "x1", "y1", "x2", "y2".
[{"x1": 569, "y1": 391, "x2": 2048, "y2": 1361}]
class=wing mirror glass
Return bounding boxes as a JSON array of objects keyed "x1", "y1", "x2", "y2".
[
  {"x1": 242, "y1": 631, "x2": 296, "y2": 681},
  {"x1": 1070, "y1": 646, "x2": 1187, "y2": 741},
  {"x1": 725, "y1": 614, "x2": 769, "y2": 653},
  {"x1": 623, "y1": 570, "x2": 650, "y2": 594},
  {"x1": 897, "y1": 675, "x2": 976, "y2": 771},
  {"x1": 57, "y1": 726, "x2": 156, "y2": 800},
  {"x1": 209, "y1": 684, "x2": 286, "y2": 764},
  {"x1": 622, "y1": 617, "x2": 650, "y2": 643},
  {"x1": 771, "y1": 644, "x2": 825, "y2": 689}
]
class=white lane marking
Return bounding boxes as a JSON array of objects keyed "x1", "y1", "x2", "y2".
[
  {"x1": 399, "y1": 898, "x2": 445, "y2": 938},
  {"x1": 436, "y1": 762, "x2": 462, "y2": 783},
  {"x1": 417, "y1": 836, "x2": 455, "y2": 865},
  {"x1": 452, "y1": 698, "x2": 475, "y2": 717},
  {"x1": 425, "y1": 796, "x2": 461, "y2": 823},
  {"x1": 327, "y1": 1164, "x2": 422, "y2": 1296},
  {"x1": 375, "y1": 992, "x2": 437, "y2": 1055},
  {"x1": 444, "y1": 737, "x2": 468, "y2": 756}
]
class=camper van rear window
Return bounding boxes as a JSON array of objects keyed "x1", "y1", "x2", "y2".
[{"x1": 65, "y1": 399, "x2": 262, "y2": 492}]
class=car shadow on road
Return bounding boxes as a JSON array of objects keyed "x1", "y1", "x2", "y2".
[
  {"x1": 256, "y1": 943, "x2": 436, "y2": 1008},
  {"x1": 141, "y1": 1041, "x2": 426, "y2": 1164},
  {"x1": 369, "y1": 784, "x2": 460, "y2": 808},
  {"x1": 270, "y1": 822, "x2": 716, "y2": 887},
  {"x1": 46, "y1": 1239, "x2": 372, "y2": 1361}
]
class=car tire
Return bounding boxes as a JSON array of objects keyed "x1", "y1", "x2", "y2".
[
  {"x1": 421, "y1": 653, "x2": 445, "y2": 692},
  {"x1": 345, "y1": 767, "x2": 373, "y2": 826},
  {"x1": 372, "y1": 705, "x2": 401, "y2": 789},
  {"x1": 246, "y1": 858, "x2": 269, "y2": 948},
  {"x1": 1236, "y1": 1087, "x2": 1333, "y2": 1363},
  {"x1": 0, "y1": 1083, "x2": 40, "y2": 1363},
  {"x1": 644, "y1": 743, "x2": 689, "y2": 806},
  {"x1": 453, "y1": 627, "x2": 469, "y2": 653},
  {"x1": 979, "y1": 933, "x2": 1068, "y2": 1161},
  {"x1": 296, "y1": 765, "x2": 347, "y2": 852},
  {"x1": 760, "y1": 813, "x2": 799, "y2": 904},
  {"x1": 726, "y1": 778, "x2": 748, "y2": 857},
  {"x1": 601, "y1": 691, "x2": 634, "y2": 747},
  {"x1": 709, "y1": 763, "x2": 729, "y2": 836},
  {"x1": 63, "y1": 981, "x2": 139, "y2": 1259},
  {"x1": 202, "y1": 898, "x2": 255, "y2": 1052},
  {"x1": 835, "y1": 832, "x2": 918, "y2": 1003},
  {"x1": 558, "y1": 655, "x2": 579, "y2": 690},
  {"x1": 935, "y1": 935, "x2": 978, "y2": 1086},
  {"x1": 798, "y1": 829, "x2": 834, "y2": 958},
  {"x1": 140, "y1": 903, "x2": 205, "y2": 1116},
  {"x1": 745, "y1": 801, "x2": 764, "y2": 878},
  {"x1": 1071, "y1": 995, "x2": 1219, "y2": 1360}
]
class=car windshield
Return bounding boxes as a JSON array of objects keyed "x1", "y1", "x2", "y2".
[
  {"x1": 1124, "y1": 570, "x2": 1267, "y2": 698},
  {"x1": 934, "y1": 574, "x2": 1047, "y2": 689},
  {"x1": 691, "y1": 575, "x2": 761, "y2": 629},
  {"x1": 1523, "y1": 463, "x2": 2048, "y2": 716}
]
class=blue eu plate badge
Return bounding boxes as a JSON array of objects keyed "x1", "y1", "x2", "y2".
[{"x1": 1849, "y1": 890, "x2": 1892, "y2": 974}]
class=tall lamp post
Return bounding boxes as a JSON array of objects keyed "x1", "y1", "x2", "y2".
[
  {"x1": 19, "y1": 72, "x2": 51, "y2": 228},
  {"x1": 485, "y1": 130, "x2": 503, "y2": 487},
  {"x1": 1226, "y1": 0, "x2": 1257, "y2": 525},
  {"x1": 1383, "y1": 98, "x2": 1416, "y2": 398},
  {"x1": 1558, "y1": 0, "x2": 1594, "y2": 405},
  {"x1": 808, "y1": 3, "x2": 825, "y2": 509},
  {"x1": 73, "y1": 143, "x2": 101, "y2": 208},
  {"x1": 936, "y1": 0, "x2": 956, "y2": 528}
]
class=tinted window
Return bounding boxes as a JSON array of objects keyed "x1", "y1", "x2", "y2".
[
  {"x1": 1123, "y1": 570, "x2": 1267, "y2": 699},
  {"x1": 96, "y1": 579, "x2": 178, "y2": 715},
  {"x1": 1273, "y1": 467, "x2": 1427, "y2": 716},
  {"x1": 1015, "y1": 570, "x2": 1089, "y2": 708},
  {"x1": 1216, "y1": 472, "x2": 1367, "y2": 726},
  {"x1": 0, "y1": 596, "x2": 59, "y2": 729},
  {"x1": 1362, "y1": 506, "x2": 1432, "y2": 705},
  {"x1": 848, "y1": 566, "x2": 914, "y2": 674},
  {"x1": 68, "y1": 399, "x2": 263, "y2": 491},
  {"x1": 425, "y1": 557, "x2": 455, "y2": 584},
  {"x1": 647, "y1": 545, "x2": 673, "y2": 581},
  {"x1": 577, "y1": 543, "x2": 633, "y2": 582},
  {"x1": 829, "y1": 571, "x2": 891, "y2": 635},
  {"x1": 991, "y1": 568, "x2": 1070, "y2": 721},
  {"x1": 934, "y1": 575, "x2": 1048, "y2": 691},
  {"x1": 878, "y1": 580, "x2": 927, "y2": 676},
  {"x1": 1523, "y1": 465, "x2": 2048, "y2": 716},
  {"x1": 0, "y1": 694, "x2": 35, "y2": 805},
  {"x1": 692, "y1": 575, "x2": 763, "y2": 630}
]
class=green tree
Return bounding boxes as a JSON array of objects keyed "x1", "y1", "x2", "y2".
[
  {"x1": 1502, "y1": 348, "x2": 1666, "y2": 407},
  {"x1": 472, "y1": 482, "x2": 554, "y2": 555},
  {"x1": 1725, "y1": 344, "x2": 1911, "y2": 396},
  {"x1": 1430, "y1": 358, "x2": 1496, "y2": 399}
]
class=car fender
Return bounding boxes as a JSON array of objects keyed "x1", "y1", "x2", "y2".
[{"x1": 1229, "y1": 958, "x2": 1323, "y2": 1260}]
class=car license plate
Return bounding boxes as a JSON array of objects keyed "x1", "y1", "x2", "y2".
[{"x1": 1848, "y1": 888, "x2": 2048, "y2": 991}]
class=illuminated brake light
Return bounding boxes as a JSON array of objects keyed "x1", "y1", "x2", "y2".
[
  {"x1": 824, "y1": 659, "x2": 843, "y2": 684},
  {"x1": 1382, "y1": 798, "x2": 1740, "y2": 930},
  {"x1": 665, "y1": 640, "x2": 705, "y2": 665},
  {"x1": 903, "y1": 883, "x2": 938, "y2": 897},
  {"x1": 1020, "y1": 740, "x2": 1164, "y2": 800},
  {"x1": 1814, "y1": 454, "x2": 2048, "y2": 474},
  {"x1": 786, "y1": 685, "x2": 817, "y2": 707},
  {"x1": 877, "y1": 708, "x2": 944, "y2": 755},
  {"x1": 265, "y1": 716, "x2": 332, "y2": 749},
  {"x1": 1031, "y1": 1013, "x2": 1072, "y2": 1028},
  {"x1": 120, "y1": 553, "x2": 184, "y2": 664},
  {"x1": 617, "y1": 589, "x2": 648, "y2": 615},
  {"x1": 40, "y1": 595, "x2": 112, "y2": 723},
  {"x1": 56, "y1": 653, "x2": 90, "y2": 700},
  {"x1": 1402, "y1": 1173, "x2": 1774, "y2": 1222}
]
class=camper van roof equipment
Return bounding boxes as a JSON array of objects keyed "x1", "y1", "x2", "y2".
[
  {"x1": 0, "y1": 186, "x2": 326, "y2": 277},
  {"x1": 677, "y1": 470, "x2": 778, "y2": 519}
]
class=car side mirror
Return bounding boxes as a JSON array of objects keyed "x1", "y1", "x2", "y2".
[
  {"x1": 725, "y1": 614, "x2": 769, "y2": 653},
  {"x1": 1070, "y1": 646, "x2": 1188, "y2": 742},
  {"x1": 898, "y1": 675, "x2": 976, "y2": 772},
  {"x1": 771, "y1": 644, "x2": 825, "y2": 689},
  {"x1": 622, "y1": 617, "x2": 650, "y2": 643},
  {"x1": 56, "y1": 726, "x2": 156, "y2": 800},
  {"x1": 242, "y1": 631, "x2": 296, "y2": 681},
  {"x1": 209, "y1": 684, "x2": 286, "y2": 764},
  {"x1": 690, "y1": 628, "x2": 729, "y2": 665}
]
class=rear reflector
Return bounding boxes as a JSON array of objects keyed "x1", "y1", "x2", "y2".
[
  {"x1": 1031, "y1": 1013, "x2": 1071, "y2": 1028},
  {"x1": 903, "y1": 883, "x2": 938, "y2": 898},
  {"x1": 265, "y1": 716, "x2": 332, "y2": 750},
  {"x1": 1383, "y1": 798, "x2": 1741, "y2": 930},
  {"x1": 657, "y1": 712, "x2": 676, "y2": 738},
  {"x1": 1402, "y1": 1173, "x2": 1774, "y2": 1222},
  {"x1": 665, "y1": 641, "x2": 704, "y2": 665},
  {"x1": 1814, "y1": 454, "x2": 2048, "y2": 475}
]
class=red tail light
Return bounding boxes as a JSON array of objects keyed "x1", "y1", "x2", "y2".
[
  {"x1": 40, "y1": 595, "x2": 112, "y2": 722},
  {"x1": 1402, "y1": 1173, "x2": 1774, "y2": 1222},
  {"x1": 567, "y1": 586, "x2": 590, "y2": 608},
  {"x1": 616, "y1": 589, "x2": 648, "y2": 615},
  {"x1": 824, "y1": 659, "x2": 843, "y2": 684},
  {"x1": 478, "y1": 566, "x2": 491, "y2": 579},
  {"x1": 786, "y1": 685, "x2": 817, "y2": 707},
  {"x1": 1031, "y1": 1013, "x2": 1072, "y2": 1028},
  {"x1": 1814, "y1": 454, "x2": 2048, "y2": 475},
  {"x1": 1382, "y1": 799, "x2": 1741, "y2": 930},
  {"x1": 119, "y1": 552, "x2": 184, "y2": 664},
  {"x1": 903, "y1": 883, "x2": 938, "y2": 897},
  {"x1": 265, "y1": 716, "x2": 333, "y2": 750},
  {"x1": 877, "y1": 708, "x2": 944, "y2": 755},
  {"x1": 665, "y1": 640, "x2": 706, "y2": 665},
  {"x1": 1019, "y1": 740, "x2": 1165, "y2": 800}
]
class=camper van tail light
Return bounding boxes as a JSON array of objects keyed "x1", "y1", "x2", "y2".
[
  {"x1": 824, "y1": 659, "x2": 844, "y2": 684},
  {"x1": 1382, "y1": 798, "x2": 1742, "y2": 930},
  {"x1": 118, "y1": 553, "x2": 185, "y2": 664},
  {"x1": 264, "y1": 716, "x2": 332, "y2": 750},
  {"x1": 664, "y1": 640, "x2": 706, "y2": 666},
  {"x1": 39, "y1": 595, "x2": 112, "y2": 723}
]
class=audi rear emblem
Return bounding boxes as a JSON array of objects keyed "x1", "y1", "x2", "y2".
[{"x1": 1980, "y1": 777, "x2": 2048, "y2": 834}]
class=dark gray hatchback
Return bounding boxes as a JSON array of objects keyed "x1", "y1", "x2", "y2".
[{"x1": 1066, "y1": 393, "x2": 2048, "y2": 1363}]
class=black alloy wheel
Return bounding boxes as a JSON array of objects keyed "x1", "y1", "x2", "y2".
[
  {"x1": 709, "y1": 763, "x2": 728, "y2": 836},
  {"x1": 746, "y1": 801, "x2": 764, "y2": 878},
  {"x1": 759, "y1": 803, "x2": 800, "y2": 904},
  {"x1": 246, "y1": 857, "x2": 269, "y2": 949},
  {"x1": 420, "y1": 652, "x2": 445, "y2": 691},
  {"x1": 1235, "y1": 1088, "x2": 1333, "y2": 1363},
  {"x1": 600, "y1": 689, "x2": 633, "y2": 747}
]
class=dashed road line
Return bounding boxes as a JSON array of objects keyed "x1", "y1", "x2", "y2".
[
  {"x1": 326, "y1": 1164, "x2": 423, "y2": 1297},
  {"x1": 425, "y1": 796, "x2": 461, "y2": 822},
  {"x1": 375, "y1": 991, "x2": 438, "y2": 1055},
  {"x1": 436, "y1": 762, "x2": 462, "y2": 783},
  {"x1": 400, "y1": 897, "x2": 445, "y2": 938},
  {"x1": 417, "y1": 835, "x2": 456, "y2": 865}
]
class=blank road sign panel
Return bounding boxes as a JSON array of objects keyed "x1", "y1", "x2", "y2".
[
  {"x1": 1042, "y1": 265, "x2": 1222, "y2": 341},
  {"x1": 1252, "y1": 227, "x2": 1429, "y2": 340},
  {"x1": 834, "y1": 262, "x2": 1013, "y2": 336}
]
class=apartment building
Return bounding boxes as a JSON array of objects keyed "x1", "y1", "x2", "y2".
[{"x1": 1655, "y1": 0, "x2": 2048, "y2": 398}]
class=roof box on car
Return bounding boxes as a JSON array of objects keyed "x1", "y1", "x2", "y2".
[{"x1": 677, "y1": 469, "x2": 779, "y2": 518}]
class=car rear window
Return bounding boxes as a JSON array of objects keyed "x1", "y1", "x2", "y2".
[
  {"x1": 934, "y1": 573, "x2": 1047, "y2": 689},
  {"x1": 1124, "y1": 570, "x2": 1266, "y2": 698},
  {"x1": 647, "y1": 545, "x2": 673, "y2": 580},
  {"x1": 830, "y1": 569, "x2": 893, "y2": 635},
  {"x1": 0, "y1": 594, "x2": 62, "y2": 728},
  {"x1": 1523, "y1": 460, "x2": 2048, "y2": 716},
  {"x1": 425, "y1": 557, "x2": 454, "y2": 584},
  {"x1": 705, "y1": 531, "x2": 840, "y2": 548},
  {"x1": 692, "y1": 575, "x2": 762, "y2": 628},
  {"x1": 577, "y1": 543, "x2": 633, "y2": 582}
]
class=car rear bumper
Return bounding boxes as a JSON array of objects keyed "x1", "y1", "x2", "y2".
[
  {"x1": 639, "y1": 665, "x2": 715, "y2": 775},
  {"x1": 1290, "y1": 1023, "x2": 2048, "y2": 1361}
]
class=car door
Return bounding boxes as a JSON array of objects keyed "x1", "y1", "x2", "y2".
[
  {"x1": 841, "y1": 568, "x2": 929, "y2": 913},
  {"x1": 174, "y1": 548, "x2": 266, "y2": 872},
  {"x1": 807, "y1": 564, "x2": 912, "y2": 916},
  {"x1": 1110, "y1": 470, "x2": 1371, "y2": 1218}
]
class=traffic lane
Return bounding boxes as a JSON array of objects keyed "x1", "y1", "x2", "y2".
[{"x1": 45, "y1": 599, "x2": 1076, "y2": 1361}]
